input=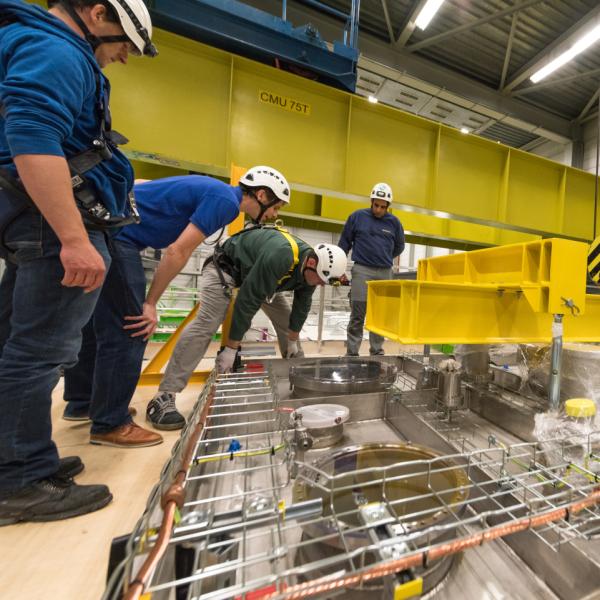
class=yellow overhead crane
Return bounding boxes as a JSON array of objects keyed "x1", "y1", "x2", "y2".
[
  {"x1": 25, "y1": 0, "x2": 600, "y2": 250},
  {"x1": 101, "y1": 26, "x2": 600, "y2": 248}
]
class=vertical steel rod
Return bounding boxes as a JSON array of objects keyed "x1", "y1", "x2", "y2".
[
  {"x1": 548, "y1": 313, "x2": 564, "y2": 412},
  {"x1": 423, "y1": 344, "x2": 431, "y2": 363},
  {"x1": 317, "y1": 284, "x2": 325, "y2": 351}
]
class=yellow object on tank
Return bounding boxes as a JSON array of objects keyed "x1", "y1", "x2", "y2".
[{"x1": 565, "y1": 398, "x2": 597, "y2": 418}]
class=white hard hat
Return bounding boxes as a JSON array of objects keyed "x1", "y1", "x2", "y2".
[
  {"x1": 313, "y1": 243, "x2": 347, "y2": 284},
  {"x1": 106, "y1": 0, "x2": 157, "y2": 57},
  {"x1": 57, "y1": 0, "x2": 157, "y2": 57},
  {"x1": 370, "y1": 182, "x2": 393, "y2": 204},
  {"x1": 240, "y1": 166, "x2": 291, "y2": 204}
]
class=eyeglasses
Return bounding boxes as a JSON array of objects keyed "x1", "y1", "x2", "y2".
[{"x1": 101, "y1": 30, "x2": 157, "y2": 58}]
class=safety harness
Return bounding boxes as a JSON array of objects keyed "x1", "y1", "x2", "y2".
[
  {"x1": 0, "y1": 12, "x2": 140, "y2": 259},
  {"x1": 206, "y1": 224, "x2": 300, "y2": 299},
  {"x1": 273, "y1": 226, "x2": 300, "y2": 284}
]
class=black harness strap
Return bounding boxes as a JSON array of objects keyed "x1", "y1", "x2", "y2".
[
  {"x1": 203, "y1": 253, "x2": 235, "y2": 299},
  {"x1": 0, "y1": 16, "x2": 139, "y2": 232}
]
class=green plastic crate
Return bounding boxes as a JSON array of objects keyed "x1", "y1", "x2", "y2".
[{"x1": 432, "y1": 344, "x2": 455, "y2": 355}]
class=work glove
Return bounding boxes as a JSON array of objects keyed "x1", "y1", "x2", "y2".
[
  {"x1": 286, "y1": 340, "x2": 300, "y2": 359},
  {"x1": 216, "y1": 346, "x2": 238, "y2": 374},
  {"x1": 439, "y1": 358, "x2": 462, "y2": 372}
]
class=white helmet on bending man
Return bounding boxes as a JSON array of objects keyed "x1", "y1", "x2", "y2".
[{"x1": 313, "y1": 243, "x2": 347, "y2": 285}]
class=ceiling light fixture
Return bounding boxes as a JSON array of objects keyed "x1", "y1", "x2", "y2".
[
  {"x1": 531, "y1": 24, "x2": 600, "y2": 83},
  {"x1": 460, "y1": 127, "x2": 470, "y2": 134},
  {"x1": 368, "y1": 95, "x2": 378, "y2": 104},
  {"x1": 415, "y1": 0, "x2": 446, "y2": 31}
]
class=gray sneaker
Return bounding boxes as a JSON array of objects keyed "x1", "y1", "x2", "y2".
[{"x1": 146, "y1": 392, "x2": 185, "y2": 431}]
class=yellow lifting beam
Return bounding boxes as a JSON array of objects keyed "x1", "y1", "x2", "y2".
[
  {"x1": 137, "y1": 164, "x2": 246, "y2": 387},
  {"x1": 366, "y1": 238, "x2": 600, "y2": 344},
  {"x1": 417, "y1": 238, "x2": 587, "y2": 315}
]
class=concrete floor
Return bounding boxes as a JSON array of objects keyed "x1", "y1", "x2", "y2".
[{"x1": 1, "y1": 339, "x2": 406, "y2": 600}]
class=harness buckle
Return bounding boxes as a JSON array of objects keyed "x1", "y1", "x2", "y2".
[{"x1": 92, "y1": 138, "x2": 113, "y2": 161}]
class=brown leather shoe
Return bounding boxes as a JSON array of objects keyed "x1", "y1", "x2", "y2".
[{"x1": 90, "y1": 423, "x2": 163, "y2": 448}]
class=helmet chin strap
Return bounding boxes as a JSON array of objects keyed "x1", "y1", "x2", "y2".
[
  {"x1": 251, "y1": 193, "x2": 280, "y2": 224},
  {"x1": 59, "y1": 1, "x2": 101, "y2": 49},
  {"x1": 59, "y1": 1, "x2": 130, "y2": 51}
]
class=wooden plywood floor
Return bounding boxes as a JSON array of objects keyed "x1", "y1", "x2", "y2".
[{"x1": 1, "y1": 340, "x2": 406, "y2": 599}]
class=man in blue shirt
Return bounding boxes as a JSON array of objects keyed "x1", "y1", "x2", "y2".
[
  {"x1": 338, "y1": 182, "x2": 405, "y2": 356},
  {"x1": 62, "y1": 167, "x2": 291, "y2": 440},
  {"x1": 0, "y1": 0, "x2": 156, "y2": 525}
]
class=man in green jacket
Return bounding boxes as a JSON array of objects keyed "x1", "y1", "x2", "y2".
[{"x1": 146, "y1": 226, "x2": 347, "y2": 429}]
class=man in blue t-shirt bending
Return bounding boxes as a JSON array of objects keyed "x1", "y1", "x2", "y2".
[
  {"x1": 63, "y1": 166, "x2": 290, "y2": 447},
  {"x1": 338, "y1": 182, "x2": 405, "y2": 356}
]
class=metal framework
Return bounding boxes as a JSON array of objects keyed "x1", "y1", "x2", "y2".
[
  {"x1": 106, "y1": 364, "x2": 600, "y2": 600},
  {"x1": 404, "y1": 0, "x2": 543, "y2": 54},
  {"x1": 502, "y1": 4, "x2": 600, "y2": 94},
  {"x1": 395, "y1": 0, "x2": 430, "y2": 49},
  {"x1": 278, "y1": 0, "x2": 600, "y2": 138}
]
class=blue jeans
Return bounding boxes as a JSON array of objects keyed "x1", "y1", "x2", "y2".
[
  {"x1": 0, "y1": 209, "x2": 110, "y2": 493},
  {"x1": 63, "y1": 238, "x2": 147, "y2": 434}
]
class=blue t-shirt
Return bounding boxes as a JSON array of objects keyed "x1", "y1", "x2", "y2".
[
  {"x1": 338, "y1": 208, "x2": 405, "y2": 268},
  {"x1": 116, "y1": 175, "x2": 242, "y2": 250}
]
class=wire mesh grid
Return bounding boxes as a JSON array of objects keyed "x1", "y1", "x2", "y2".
[
  {"x1": 392, "y1": 354, "x2": 473, "y2": 449},
  {"x1": 111, "y1": 362, "x2": 600, "y2": 600},
  {"x1": 392, "y1": 353, "x2": 600, "y2": 550}
]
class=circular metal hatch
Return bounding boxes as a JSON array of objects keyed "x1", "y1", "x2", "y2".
[
  {"x1": 289, "y1": 358, "x2": 397, "y2": 398},
  {"x1": 293, "y1": 443, "x2": 469, "y2": 596},
  {"x1": 294, "y1": 442, "x2": 469, "y2": 550}
]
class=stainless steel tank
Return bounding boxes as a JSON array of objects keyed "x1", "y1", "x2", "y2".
[
  {"x1": 437, "y1": 370, "x2": 463, "y2": 408},
  {"x1": 454, "y1": 344, "x2": 490, "y2": 383}
]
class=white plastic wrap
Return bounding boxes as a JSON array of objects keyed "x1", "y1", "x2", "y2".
[
  {"x1": 488, "y1": 344, "x2": 520, "y2": 366},
  {"x1": 520, "y1": 343, "x2": 600, "y2": 402}
]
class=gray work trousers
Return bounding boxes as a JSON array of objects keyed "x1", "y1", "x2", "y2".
[
  {"x1": 159, "y1": 263, "x2": 301, "y2": 393},
  {"x1": 346, "y1": 263, "x2": 392, "y2": 356}
]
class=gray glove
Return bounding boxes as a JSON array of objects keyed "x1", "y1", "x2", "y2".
[
  {"x1": 286, "y1": 340, "x2": 300, "y2": 359},
  {"x1": 216, "y1": 346, "x2": 237, "y2": 374}
]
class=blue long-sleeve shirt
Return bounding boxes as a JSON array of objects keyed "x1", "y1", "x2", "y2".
[
  {"x1": 338, "y1": 208, "x2": 405, "y2": 268},
  {"x1": 0, "y1": 0, "x2": 133, "y2": 216}
]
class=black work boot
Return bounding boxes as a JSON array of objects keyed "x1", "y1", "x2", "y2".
[
  {"x1": 0, "y1": 477, "x2": 112, "y2": 526},
  {"x1": 146, "y1": 392, "x2": 185, "y2": 431},
  {"x1": 55, "y1": 456, "x2": 84, "y2": 481}
]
